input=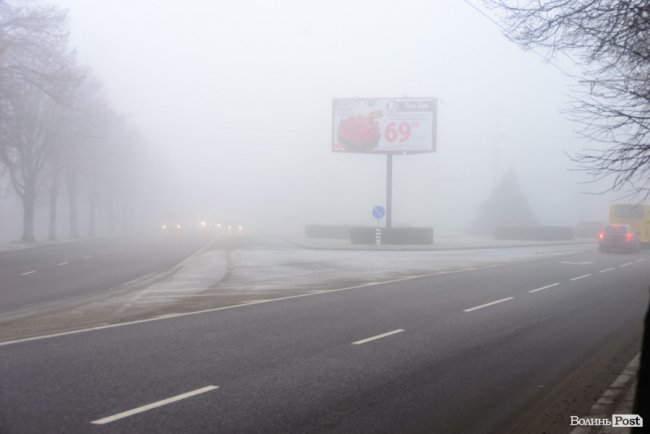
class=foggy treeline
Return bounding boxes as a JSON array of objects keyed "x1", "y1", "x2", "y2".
[{"x1": 0, "y1": 1, "x2": 150, "y2": 242}]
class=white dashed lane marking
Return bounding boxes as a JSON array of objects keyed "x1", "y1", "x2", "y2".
[
  {"x1": 352, "y1": 329, "x2": 405, "y2": 345},
  {"x1": 529, "y1": 283, "x2": 560, "y2": 294},
  {"x1": 20, "y1": 270, "x2": 37, "y2": 276},
  {"x1": 463, "y1": 297, "x2": 514, "y2": 313},
  {"x1": 91, "y1": 385, "x2": 219, "y2": 425},
  {"x1": 599, "y1": 268, "x2": 615, "y2": 273},
  {"x1": 57, "y1": 261, "x2": 70, "y2": 266},
  {"x1": 570, "y1": 274, "x2": 592, "y2": 281},
  {"x1": 619, "y1": 262, "x2": 633, "y2": 267}
]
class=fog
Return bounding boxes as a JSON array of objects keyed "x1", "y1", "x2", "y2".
[{"x1": 0, "y1": 0, "x2": 621, "y2": 241}]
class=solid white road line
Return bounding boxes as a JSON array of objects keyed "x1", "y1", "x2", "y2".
[
  {"x1": 599, "y1": 267, "x2": 615, "y2": 273},
  {"x1": 57, "y1": 261, "x2": 70, "y2": 266},
  {"x1": 0, "y1": 269, "x2": 508, "y2": 347},
  {"x1": 20, "y1": 270, "x2": 37, "y2": 276},
  {"x1": 91, "y1": 385, "x2": 219, "y2": 425},
  {"x1": 529, "y1": 283, "x2": 560, "y2": 293},
  {"x1": 138, "y1": 294, "x2": 217, "y2": 298},
  {"x1": 463, "y1": 297, "x2": 514, "y2": 313},
  {"x1": 352, "y1": 329, "x2": 404, "y2": 345},
  {"x1": 570, "y1": 274, "x2": 592, "y2": 281},
  {"x1": 620, "y1": 262, "x2": 633, "y2": 267}
]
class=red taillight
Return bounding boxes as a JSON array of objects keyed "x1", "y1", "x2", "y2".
[
  {"x1": 599, "y1": 232, "x2": 604, "y2": 240},
  {"x1": 626, "y1": 232, "x2": 634, "y2": 241}
]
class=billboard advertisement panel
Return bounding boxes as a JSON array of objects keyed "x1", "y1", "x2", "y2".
[{"x1": 332, "y1": 98, "x2": 437, "y2": 154}]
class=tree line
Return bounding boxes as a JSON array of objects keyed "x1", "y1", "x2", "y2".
[{"x1": 0, "y1": 1, "x2": 148, "y2": 242}]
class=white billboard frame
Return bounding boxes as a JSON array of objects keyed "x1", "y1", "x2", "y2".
[{"x1": 332, "y1": 97, "x2": 437, "y2": 154}]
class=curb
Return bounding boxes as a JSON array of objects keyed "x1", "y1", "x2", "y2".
[{"x1": 570, "y1": 353, "x2": 640, "y2": 434}]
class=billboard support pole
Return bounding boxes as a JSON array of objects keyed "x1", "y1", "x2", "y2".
[{"x1": 386, "y1": 154, "x2": 393, "y2": 229}]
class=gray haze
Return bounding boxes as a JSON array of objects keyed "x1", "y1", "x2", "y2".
[{"x1": 1, "y1": 0, "x2": 620, "y2": 240}]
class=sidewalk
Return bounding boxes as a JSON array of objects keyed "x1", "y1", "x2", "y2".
[
  {"x1": 571, "y1": 354, "x2": 640, "y2": 434},
  {"x1": 0, "y1": 234, "x2": 119, "y2": 253}
]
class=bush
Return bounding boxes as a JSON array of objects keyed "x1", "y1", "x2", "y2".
[
  {"x1": 305, "y1": 225, "x2": 371, "y2": 239},
  {"x1": 493, "y1": 226, "x2": 574, "y2": 241},
  {"x1": 350, "y1": 227, "x2": 434, "y2": 245}
]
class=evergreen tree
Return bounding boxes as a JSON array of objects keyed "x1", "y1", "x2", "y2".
[{"x1": 469, "y1": 169, "x2": 538, "y2": 235}]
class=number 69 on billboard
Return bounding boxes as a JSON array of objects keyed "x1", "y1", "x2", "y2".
[{"x1": 332, "y1": 97, "x2": 437, "y2": 154}]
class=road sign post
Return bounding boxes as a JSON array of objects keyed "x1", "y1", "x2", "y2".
[{"x1": 372, "y1": 206, "x2": 385, "y2": 245}]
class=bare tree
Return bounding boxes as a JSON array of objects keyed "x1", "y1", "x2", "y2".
[
  {"x1": 46, "y1": 68, "x2": 92, "y2": 240},
  {"x1": 0, "y1": 1, "x2": 78, "y2": 241},
  {"x1": 61, "y1": 77, "x2": 112, "y2": 238},
  {"x1": 1, "y1": 81, "x2": 56, "y2": 241},
  {"x1": 0, "y1": 1, "x2": 71, "y2": 107},
  {"x1": 485, "y1": 0, "x2": 650, "y2": 198}
]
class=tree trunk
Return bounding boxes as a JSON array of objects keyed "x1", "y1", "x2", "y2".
[
  {"x1": 107, "y1": 191, "x2": 115, "y2": 234},
  {"x1": 65, "y1": 169, "x2": 79, "y2": 238},
  {"x1": 88, "y1": 175, "x2": 97, "y2": 236},
  {"x1": 21, "y1": 185, "x2": 37, "y2": 242},
  {"x1": 48, "y1": 171, "x2": 58, "y2": 241}
]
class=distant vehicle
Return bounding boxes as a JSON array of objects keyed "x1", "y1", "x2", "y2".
[
  {"x1": 160, "y1": 222, "x2": 184, "y2": 232},
  {"x1": 226, "y1": 224, "x2": 244, "y2": 234},
  {"x1": 598, "y1": 224, "x2": 641, "y2": 253},
  {"x1": 199, "y1": 220, "x2": 223, "y2": 231},
  {"x1": 199, "y1": 220, "x2": 244, "y2": 234},
  {"x1": 609, "y1": 203, "x2": 650, "y2": 245}
]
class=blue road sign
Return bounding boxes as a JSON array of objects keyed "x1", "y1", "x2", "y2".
[{"x1": 372, "y1": 205, "x2": 385, "y2": 219}]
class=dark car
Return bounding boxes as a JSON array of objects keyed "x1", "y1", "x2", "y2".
[{"x1": 599, "y1": 224, "x2": 641, "y2": 253}]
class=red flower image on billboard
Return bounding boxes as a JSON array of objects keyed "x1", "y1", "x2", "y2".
[{"x1": 336, "y1": 114, "x2": 380, "y2": 151}]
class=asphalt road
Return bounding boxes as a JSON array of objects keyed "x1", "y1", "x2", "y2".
[
  {"x1": 0, "y1": 233, "x2": 212, "y2": 315},
  {"x1": 1, "y1": 247, "x2": 649, "y2": 433}
]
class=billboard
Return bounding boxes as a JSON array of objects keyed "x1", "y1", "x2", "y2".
[{"x1": 332, "y1": 97, "x2": 437, "y2": 154}]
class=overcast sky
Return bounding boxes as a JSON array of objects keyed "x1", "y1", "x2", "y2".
[{"x1": 49, "y1": 0, "x2": 617, "y2": 232}]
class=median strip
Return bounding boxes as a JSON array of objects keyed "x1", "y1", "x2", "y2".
[
  {"x1": 529, "y1": 283, "x2": 560, "y2": 294},
  {"x1": 91, "y1": 385, "x2": 219, "y2": 425},
  {"x1": 463, "y1": 297, "x2": 513, "y2": 313},
  {"x1": 352, "y1": 329, "x2": 404, "y2": 345},
  {"x1": 570, "y1": 274, "x2": 592, "y2": 281}
]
